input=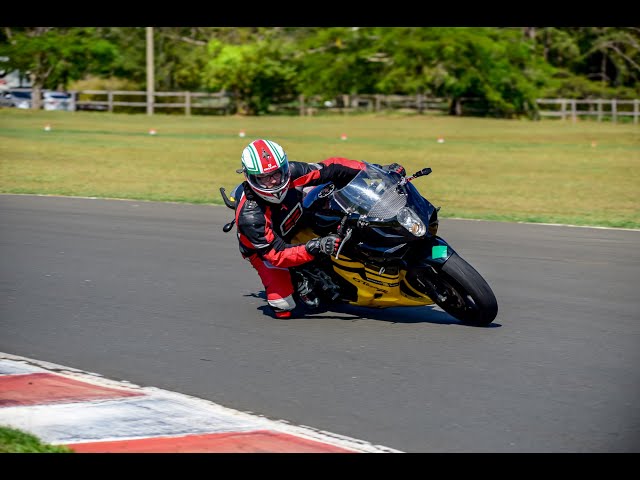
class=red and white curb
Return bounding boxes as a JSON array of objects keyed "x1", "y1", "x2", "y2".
[{"x1": 0, "y1": 353, "x2": 401, "y2": 453}]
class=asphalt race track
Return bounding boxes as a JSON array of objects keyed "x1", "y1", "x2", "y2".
[{"x1": 1, "y1": 194, "x2": 638, "y2": 453}]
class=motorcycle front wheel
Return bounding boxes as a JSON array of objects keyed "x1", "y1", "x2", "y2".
[{"x1": 410, "y1": 252, "x2": 498, "y2": 326}]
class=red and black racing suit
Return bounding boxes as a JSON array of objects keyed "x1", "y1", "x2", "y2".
[{"x1": 234, "y1": 158, "x2": 365, "y2": 314}]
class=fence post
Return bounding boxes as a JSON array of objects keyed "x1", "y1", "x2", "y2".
[
  {"x1": 612, "y1": 99, "x2": 617, "y2": 123},
  {"x1": 185, "y1": 91, "x2": 191, "y2": 116},
  {"x1": 634, "y1": 99, "x2": 639, "y2": 125},
  {"x1": 561, "y1": 99, "x2": 566, "y2": 120},
  {"x1": 108, "y1": 91, "x2": 113, "y2": 113},
  {"x1": 597, "y1": 99, "x2": 602, "y2": 122},
  {"x1": 571, "y1": 99, "x2": 577, "y2": 122}
]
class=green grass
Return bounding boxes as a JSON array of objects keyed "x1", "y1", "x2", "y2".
[
  {"x1": 1, "y1": 108, "x2": 639, "y2": 228},
  {"x1": 0, "y1": 426, "x2": 73, "y2": 453}
]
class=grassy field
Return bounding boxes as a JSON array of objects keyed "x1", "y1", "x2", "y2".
[
  {"x1": 1, "y1": 108, "x2": 638, "y2": 228},
  {"x1": 0, "y1": 426, "x2": 72, "y2": 453}
]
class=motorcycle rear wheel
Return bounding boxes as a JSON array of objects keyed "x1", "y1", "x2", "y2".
[{"x1": 414, "y1": 252, "x2": 498, "y2": 326}]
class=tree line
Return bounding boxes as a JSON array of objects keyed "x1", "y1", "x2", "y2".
[{"x1": 1, "y1": 27, "x2": 639, "y2": 117}]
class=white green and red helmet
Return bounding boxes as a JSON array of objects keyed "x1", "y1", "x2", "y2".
[{"x1": 241, "y1": 139, "x2": 291, "y2": 204}]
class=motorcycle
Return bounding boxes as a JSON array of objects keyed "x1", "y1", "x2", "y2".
[{"x1": 220, "y1": 162, "x2": 498, "y2": 327}]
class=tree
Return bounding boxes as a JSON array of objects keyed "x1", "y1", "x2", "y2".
[
  {"x1": 0, "y1": 27, "x2": 117, "y2": 109},
  {"x1": 202, "y1": 37, "x2": 298, "y2": 115},
  {"x1": 577, "y1": 27, "x2": 640, "y2": 89},
  {"x1": 295, "y1": 27, "x2": 384, "y2": 100},
  {"x1": 149, "y1": 28, "x2": 218, "y2": 91},
  {"x1": 532, "y1": 27, "x2": 640, "y2": 99},
  {"x1": 371, "y1": 28, "x2": 550, "y2": 117},
  {"x1": 2, "y1": 27, "x2": 635, "y2": 117}
]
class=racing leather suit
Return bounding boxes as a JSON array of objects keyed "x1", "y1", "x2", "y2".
[{"x1": 234, "y1": 157, "x2": 365, "y2": 316}]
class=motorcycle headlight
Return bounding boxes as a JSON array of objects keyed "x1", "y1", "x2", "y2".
[{"x1": 397, "y1": 207, "x2": 426, "y2": 237}]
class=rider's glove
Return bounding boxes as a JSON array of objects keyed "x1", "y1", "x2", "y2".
[
  {"x1": 383, "y1": 163, "x2": 406, "y2": 177},
  {"x1": 305, "y1": 234, "x2": 341, "y2": 256}
]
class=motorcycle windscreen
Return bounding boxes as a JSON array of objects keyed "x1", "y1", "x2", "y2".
[
  {"x1": 332, "y1": 163, "x2": 402, "y2": 217},
  {"x1": 404, "y1": 182, "x2": 435, "y2": 222}
]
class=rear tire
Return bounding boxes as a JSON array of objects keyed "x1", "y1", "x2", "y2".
[{"x1": 412, "y1": 252, "x2": 498, "y2": 326}]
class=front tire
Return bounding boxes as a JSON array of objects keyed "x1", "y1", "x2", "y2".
[{"x1": 411, "y1": 252, "x2": 498, "y2": 326}]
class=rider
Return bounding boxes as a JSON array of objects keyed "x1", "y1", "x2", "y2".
[{"x1": 234, "y1": 138, "x2": 405, "y2": 319}]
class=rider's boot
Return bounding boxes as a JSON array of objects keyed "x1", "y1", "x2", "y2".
[
  {"x1": 296, "y1": 273, "x2": 321, "y2": 309},
  {"x1": 272, "y1": 308, "x2": 292, "y2": 319}
]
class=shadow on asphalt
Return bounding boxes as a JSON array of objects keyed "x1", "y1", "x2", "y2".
[{"x1": 245, "y1": 291, "x2": 501, "y2": 328}]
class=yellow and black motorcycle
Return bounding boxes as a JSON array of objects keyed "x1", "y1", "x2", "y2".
[{"x1": 221, "y1": 163, "x2": 498, "y2": 327}]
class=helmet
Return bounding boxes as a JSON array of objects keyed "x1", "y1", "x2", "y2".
[{"x1": 241, "y1": 139, "x2": 291, "y2": 204}]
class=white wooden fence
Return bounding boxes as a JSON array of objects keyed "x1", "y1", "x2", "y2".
[
  {"x1": 69, "y1": 90, "x2": 640, "y2": 123},
  {"x1": 72, "y1": 90, "x2": 232, "y2": 115},
  {"x1": 535, "y1": 98, "x2": 640, "y2": 123}
]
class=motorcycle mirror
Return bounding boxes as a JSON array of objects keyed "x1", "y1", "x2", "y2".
[
  {"x1": 413, "y1": 168, "x2": 432, "y2": 177},
  {"x1": 223, "y1": 219, "x2": 236, "y2": 232}
]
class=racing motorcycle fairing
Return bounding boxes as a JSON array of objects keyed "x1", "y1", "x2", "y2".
[
  {"x1": 291, "y1": 163, "x2": 447, "y2": 308},
  {"x1": 222, "y1": 161, "x2": 498, "y2": 325}
]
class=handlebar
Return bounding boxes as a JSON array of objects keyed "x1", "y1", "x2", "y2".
[
  {"x1": 220, "y1": 187, "x2": 237, "y2": 210},
  {"x1": 399, "y1": 167, "x2": 432, "y2": 186}
]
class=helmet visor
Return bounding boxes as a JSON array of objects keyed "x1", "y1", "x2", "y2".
[
  {"x1": 248, "y1": 164, "x2": 289, "y2": 192},
  {"x1": 256, "y1": 170, "x2": 284, "y2": 189}
]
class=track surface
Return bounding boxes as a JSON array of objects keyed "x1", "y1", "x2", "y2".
[{"x1": 1, "y1": 194, "x2": 638, "y2": 452}]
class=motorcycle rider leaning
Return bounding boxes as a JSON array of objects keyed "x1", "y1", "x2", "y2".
[{"x1": 235, "y1": 138, "x2": 405, "y2": 319}]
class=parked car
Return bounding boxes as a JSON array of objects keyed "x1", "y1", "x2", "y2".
[
  {"x1": 43, "y1": 91, "x2": 75, "y2": 111},
  {"x1": 0, "y1": 89, "x2": 76, "y2": 111},
  {"x1": 3, "y1": 90, "x2": 32, "y2": 109}
]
